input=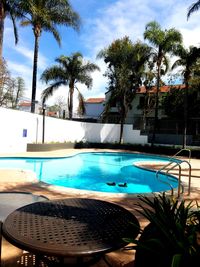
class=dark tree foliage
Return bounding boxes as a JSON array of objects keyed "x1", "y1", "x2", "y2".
[
  {"x1": 162, "y1": 87, "x2": 200, "y2": 118},
  {"x1": 98, "y1": 36, "x2": 151, "y2": 143}
]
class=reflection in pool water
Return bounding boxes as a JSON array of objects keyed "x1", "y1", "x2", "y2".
[{"x1": 0, "y1": 152, "x2": 179, "y2": 194}]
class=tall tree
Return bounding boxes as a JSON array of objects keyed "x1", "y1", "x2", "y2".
[
  {"x1": 41, "y1": 53, "x2": 100, "y2": 119},
  {"x1": 19, "y1": 0, "x2": 80, "y2": 113},
  {"x1": 98, "y1": 37, "x2": 151, "y2": 143},
  {"x1": 49, "y1": 96, "x2": 68, "y2": 118},
  {"x1": 144, "y1": 21, "x2": 182, "y2": 146},
  {"x1": 172, "y1": 45, "x2": 200, "y2": 147},
  {"x1": 187, "y1": 1, "x2": 200, "y2": 19},
  {"x1": 12, "y1": 76, "x2": 25, "y2": 108},
  {"x1": 0, "y1": 0, "x2": 23, "y2": 60},
  {"x1": 140, "y1": 62, "x2": 157, "y2": 131},
  {"x1": 0, "y1": 59, "x2": 25, "y2": 107},
  {"x1": 0, "y1": 58, "x2": 12, "y2": 106}
]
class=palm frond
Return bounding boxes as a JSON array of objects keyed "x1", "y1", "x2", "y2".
[
  {"x1": 72, "y1": 52, "x2": 83, "y2": 59},
  {"x1": 77, "y1": 74, "x2": 92, "y2": 88},
  {"x1": 172, "y1": 46, "x2": 200, "y2": 79},
  {"x1": 20, "y1": 20, "x2": 32, "y2": 27},
  {"x1": 187, "y1": 1, "x2": 200, "y2": 19},
  {"x1": 76, "y1": 89, "x2": 85, "y2": 115},
  {"x1": 161, "y1": 55, "x2": 170, "y2": 74},
  {"x1": 96, "y1": 48, "x2": 107, "y2": 59},
  {"x1": 41, "y1": 81, "x2": 66, "y2": 103},
  {"x1": 9, "y1": 13, "x2": 18, "y2": 44},
  {"x1": 56, "y1": 7, "x2": 81, "y2": 31},
  {"x1": 46, "y1": 25, "x2": 61, "y2": 46},
  {"x1": 164, "y1": 28, "x2": 183, "y2": 52},
  {"x1": 173, "y1": 44, "x2": 187, "y2": 58},
  {"x1": 40, "y1": 66, "x2": 67, "y2": 83},
  {"x1": 172, "y1": 60, "x2": 184, "y2": 70},
  {"x1": 82, "y1": 62, "x2": 100, "y2": 72},
  {"x1": 144, "y1": 21, "x2": 164, "y2": 47},
  {"x1": 55, "y1": 55, "x2": 69, "y2": 66},
  {"x1": 18, "y1": 0, "x2": 80, "y2": 40},
  {"x1": 101, "y1": 90, "x2": 120, "y2": 121}
]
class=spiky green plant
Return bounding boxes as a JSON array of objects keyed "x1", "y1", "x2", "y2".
[{"x1": 125, "y1": 193, "x2": 200, "y2": 267}]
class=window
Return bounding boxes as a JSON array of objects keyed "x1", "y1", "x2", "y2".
[{"x1": 138, "y1": 96, "x2": 145, "y2": 109}]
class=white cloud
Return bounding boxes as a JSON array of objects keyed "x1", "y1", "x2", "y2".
[
  {"x1": 84, "y1": 0, "x2": 196, "y2": 56},
  {"x1": 7, "y1": 61, "x2": 33, "y2": 91},
  {"x1": 4, "y1": 26, "x2": 13, "y2": 38},
  {"x1": 6, "y1": 57, "x2": 48, "y2": 102},
  {"x1": 13, "y1": 46, "x2": 33, "y2": 62},
  {"x1": 164, "y1": 1, "x2": 200, "y2": 48},
  {"x1": 79, "y1": 0, "x2": 200, "y2": 100},
  {"x1": 7, "y1": 60, "x2": 46, "y2": 101},
  {"x1": 4, "y1": 28, "x2": 49, "y2": 101},
  {"x1": 3, "y1": 0, "x2": 200, "y2": 105},
  {"x1": 77, "y1": 59, "x2": 107, "y2": 97},
  {"x1": 7, "y1": 61, "x2": 32, "y2": 77},
  {"x1": 181, "y1": 28, "x2": 200, "y2": 48},
  {"x1": 8, "y1": 43, "x2": 48, "y2": 71},
  {"x1": 43, "y1": 84, "x2": 68, "y2": 106}
]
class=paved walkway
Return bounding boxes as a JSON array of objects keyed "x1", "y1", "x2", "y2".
[{"x1": 0, "y1": 148, "x2": 200, "y2": 266}]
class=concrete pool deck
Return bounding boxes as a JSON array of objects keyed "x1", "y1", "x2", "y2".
[{"x1": 0, "y1": 148, "x2": 200, "y2": 266}]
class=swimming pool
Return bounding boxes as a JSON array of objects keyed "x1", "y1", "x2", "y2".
[{"x1": 0, "y1": 152, "x2": 179, "y2": 194}]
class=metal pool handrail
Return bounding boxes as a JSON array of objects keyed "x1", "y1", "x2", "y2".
[
  {"x1": 173, "y1": 148, "x2": 191, "y2": 163},
  {"x1": 156, "y1": 149, "x2": 192, "y2": 198},
  {"x1": 156, "y1": 161, "x2": 181, "y2": 197}
]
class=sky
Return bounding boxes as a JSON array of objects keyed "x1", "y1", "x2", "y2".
[{"x1": 3, "y1": 0, "x2": 200, "y2": 108}]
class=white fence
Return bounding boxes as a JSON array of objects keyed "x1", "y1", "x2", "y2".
[{"x1": 0, "y1": 107, "x2": 148, "y2": 153}]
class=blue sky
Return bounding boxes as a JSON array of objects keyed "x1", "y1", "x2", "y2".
[{"x1": 3, "y1": 0, "x2": 200, "y2": 108}]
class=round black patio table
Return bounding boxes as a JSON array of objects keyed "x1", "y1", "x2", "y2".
[{"x1": 2, "y1": 198, "x2": 139, "y2": 265}]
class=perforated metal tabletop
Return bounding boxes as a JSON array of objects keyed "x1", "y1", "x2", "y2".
[{"x1": 2, "y1": 198, "x2": 139, "y2": 258}]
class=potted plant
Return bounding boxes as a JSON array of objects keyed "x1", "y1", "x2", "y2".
[{"x1": 125, "y1": 193, "x2": 200, "y2": 267}]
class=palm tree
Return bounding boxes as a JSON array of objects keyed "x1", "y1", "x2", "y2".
[
  {"x1": 19, "y1": 0, "x2": 80, "y2": 113},
  {"x1": 0, "y1": 0, "x2": 23, "y2": 60},
  {"x1": 187, "y1": 1, "x2": 200, "y2": 19},
  {"x1": 144, "y1": 21, "x2": 182, "y2": 146},
  {"x1": 41, "y1": 53, "x2": 100, "y2": 119},
  {"x1": 172, "y1": 45, "x2": 200, "y2": 147}
]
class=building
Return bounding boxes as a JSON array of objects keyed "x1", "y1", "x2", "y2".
[
  {"x1": 18, "y1": 101, "x2": 41, "y2": 114},
  {"x1": 47, "y1": 111, "x2": 59, "y2": 118},
  {"x1": 104, "y1": 84, "x2": 185, "y2": 125},
  {"x1": 82, "y1": 98, "x2": 105, "y2": 121},
  {"x1": 104, "y1": 84, "x2": 200, "y2": 145}
]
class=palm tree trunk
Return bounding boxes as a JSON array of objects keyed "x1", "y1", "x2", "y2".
[
  {"x1": 15, "y1": 87, "x2": 20, "y2": 108},
  {"x1": 151, "y1": 64, "x2": 160, "y2": 146},
  {"x1": 183, "y1": 82, "x2": 188, "y2": 148},
  {"x1": 142, "y1": 89, "x2": 148, "y2": 131},
  {"x1": 68, "y1": 81, "x2": 74, "y2": 119},
  {"x1": 0, "y1": 3, "x2": 5, "y2": 61},
  {"x1": 119, "y1": 118, "x2": 124, "y2": 144},
  {"x1": 119, "y1": 103, "x2": 126, "y2": 144},
  {"x1": 31, "y1": 33, "x2": 40, "y2": 113}
]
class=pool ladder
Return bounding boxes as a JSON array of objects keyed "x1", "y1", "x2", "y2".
[{"x1": 156, "y1": 149, "x2": 192, "y2": 198}]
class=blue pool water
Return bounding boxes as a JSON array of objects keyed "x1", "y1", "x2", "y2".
[{"x1": 0, "y1": 152, "x2": 179, "y2": 194}]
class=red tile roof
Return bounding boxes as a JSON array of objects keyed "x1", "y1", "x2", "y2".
[
  {"x1": 19, "y1": 102, "x2": 31, "y2": 107},
  {"x1": 137, "y1": 84, "x2": 185, "y2": 93},
  {"x1": 85, "y1": 98, "x2": 105, "y2": 103},
  {"x1": 47, "y1": 111, "x2": 58, "y2": 117}
]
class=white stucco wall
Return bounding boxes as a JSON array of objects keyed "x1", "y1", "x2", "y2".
[{"x1": 0, "y1": 107, "x2": 148, "y2": 153}]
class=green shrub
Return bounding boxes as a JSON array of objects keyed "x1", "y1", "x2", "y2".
[{"x1": 125, "y1": 193, "x2": 200, "y2": 267}]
